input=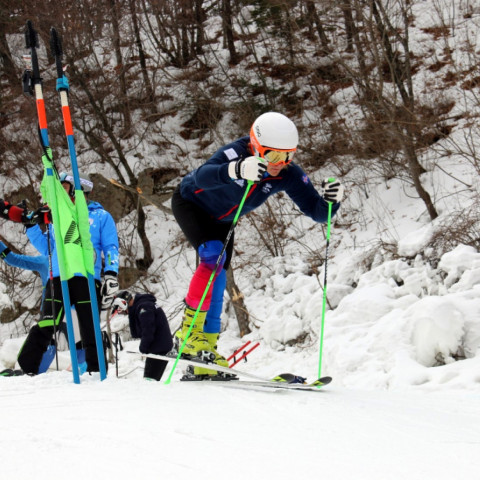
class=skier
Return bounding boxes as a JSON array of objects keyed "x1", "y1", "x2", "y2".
[
  {"x1": 17, "y1": 172, "x2": 120, "y2": 375},
  {"x1": 111, "y1": 290, "x2": 173, "y2": 381},
  {"x1": 0, "y1": 240, "x2": 85, "y2": 376},
  {"x1": 171, "y1": 111, "x2": 344, "y2": 376}
]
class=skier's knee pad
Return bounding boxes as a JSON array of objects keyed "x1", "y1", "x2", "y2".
[{"x1": 198, "y1": 240, "x2": 226, "y2": 271}]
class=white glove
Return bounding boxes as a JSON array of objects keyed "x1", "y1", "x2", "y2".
[
  {"x1": 322, "y1": 178, "x2": 344, "y2": 203},
  {"x1": 228, "y1": 156, "x2": 267, "y2": 182},
  {"x1": 101, "y1": 273, "x2": 119, "y2": 310}
]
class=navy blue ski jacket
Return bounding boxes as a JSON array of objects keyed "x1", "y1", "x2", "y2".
[
  {"x1": 128, "y1": 294, "x2": 173, "y2": 355},
  {"x1": 180, "y1": 136, "x2": 340, "y2": 223}
]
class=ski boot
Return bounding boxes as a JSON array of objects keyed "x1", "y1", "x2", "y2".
[
  {"x1": 175, "y1": 306, "x2": 231, "y2": 379},
  {"x1": 188, "y1": 332, "x2": 230, "y2": 378},
  {"x1": 174, "y1": 306, "x2": 213, "y2": 358}
]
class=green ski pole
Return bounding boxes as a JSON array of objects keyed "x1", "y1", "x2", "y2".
[
  {"x1": 165, "y1": 180, "x2": 254, "y2": 384},
  {"x1": 318, "y1": 187, "x2": 334, "y2": 379}
]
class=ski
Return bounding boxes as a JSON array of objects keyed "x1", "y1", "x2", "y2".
[
  {"x1": 195, "y1": 377, "x2": 332, "y2": 392},
  {"x1": 50, "y1": 26, "x2": 107, "y2": 382},
  {"x1": 126, "y1": 350, "x2": 332, "y2": 389},
  {"x1": 24, "y1": 20, "x2": 83, "y2": 384}
]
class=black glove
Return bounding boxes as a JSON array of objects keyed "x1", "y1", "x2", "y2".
[
  {"x1": 101, "y1": 271, "x2": 119, "y2": 310},
  {"x1": 21, "y1": 206, "x2": 52, "y2": 226}
]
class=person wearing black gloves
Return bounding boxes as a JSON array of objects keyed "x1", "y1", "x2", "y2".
[{"x1": 111, "y1": 290, "x2": 173, "y2": 381}]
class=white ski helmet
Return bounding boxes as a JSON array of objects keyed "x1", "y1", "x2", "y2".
[
  {"x1": 59, "y1": 171, "x2": 93, "y2": 193},
  {"x1": 250, "y1": 112, "x2": 298, "y2": 164}
]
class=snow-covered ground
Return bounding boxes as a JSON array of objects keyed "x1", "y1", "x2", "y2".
[
  {"x1": 1, "y1": 370, "x2": 479, "y2": 479},
  {"x1": 1, "y1": 239, "x2": 480, "y2": 480},
  {"x1": 2, "y1": 1, "x2": 480, "y2": 478}
]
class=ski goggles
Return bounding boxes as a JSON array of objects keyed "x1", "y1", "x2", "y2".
[{"x1": 263, "y1": 148, "x2": 296, "y2": 165}]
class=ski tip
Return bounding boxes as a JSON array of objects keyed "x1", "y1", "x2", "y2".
[{"x1": 314, "y1": 376, "x2": 333, "y2": 386}]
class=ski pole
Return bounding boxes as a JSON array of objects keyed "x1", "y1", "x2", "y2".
[
  {"x1": 164, "y1": 180, "x2": 254, "y2": 384},
  {"x1": 50, "y1": 27, "x2": 107, "y2": 381},
  {"x1": 24, "y1": 20, "x2": 81, "y2": 383},
  {"x1": 318, "y1": 194, "x2": 333, "y2": 379},
  {"x1": 46, "y1": 225, "x2": 59, "y2": 371},
  {"x1": 105, "y1": 305, "x2": 115, "y2": 364}
]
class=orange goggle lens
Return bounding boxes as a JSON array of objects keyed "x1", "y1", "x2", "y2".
[{"x1": 264, "y1": 149, "x2": 295, "y2": 165}]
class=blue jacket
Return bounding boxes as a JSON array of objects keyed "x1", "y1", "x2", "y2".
[
  {"x1": 0, "y1": 241, "x2": 49, "y2": 286},
  {"x1": 128, "y1": 293, "x2": 173, "y2": 354},
  {"x1": 180, "y1": 136, "x2": 340, "y2": 223},
  {"x1": 0, "y1": 240, "x2": 49, "y2": 309},
  {"x1": 26, "y1": 201, "x2": 119, "y2": 280}
]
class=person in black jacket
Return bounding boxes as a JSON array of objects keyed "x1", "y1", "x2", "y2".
[
  {"x1": 111, "y1": 290, "x2": 173, "y2": 381},
  {"x1": 171, "y1": 111, "x2": 344, "y2": 376}
]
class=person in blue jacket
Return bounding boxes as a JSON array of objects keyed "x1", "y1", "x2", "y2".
[
  {"x1": 0, "y1": 240, "x2": 49, "y2": 290},
  {"x1": 0, "y1": 240, "x2": 86, "y2": 375},
  {"x1": 171, "y1": 112, "x2": 344, "y2": 376},
  {"x1": 111, "y1": 290, "x2": 173, "y2": 381},
  {"x1": 17, "y1": 173, "x2": 120, "y2": 375}
]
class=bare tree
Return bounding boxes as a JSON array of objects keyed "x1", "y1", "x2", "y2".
[
  {"x1": 340, "y1": 0, "x2": 438, "y2": 219},
  {"x1": 221, "y1": 0, "x2": 239, "y2": 65},
  {"x1": 304, "y1": 0, "x2": 330, "y2": 53},
  {"x1": 0, "y1": 2, "x2": 17, "y2": 87},
  {"x1": 109, "y1": 0, "x2": 132, "y2": 134},
  {"x1": 129, "y1": 0, "x2": 158, "y2": 116}
]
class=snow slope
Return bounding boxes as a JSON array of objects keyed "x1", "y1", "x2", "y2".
[
  {"x1": 1, "y1": 371, "x2": 479, "y2": 480},
  {"x1": 1, "y1": 240, "x2": 480, "y2": 480}
]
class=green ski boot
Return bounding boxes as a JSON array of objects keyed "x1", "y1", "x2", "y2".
[
  {"x1": 191, "y1": 332, "x2": 229, "y2": 376},
  {"x1": 174, "y1": 306, "x2": 212, "y2": 357}
]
